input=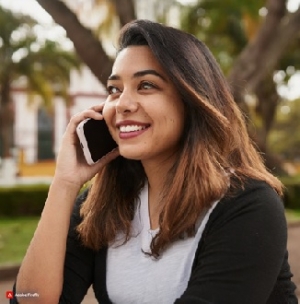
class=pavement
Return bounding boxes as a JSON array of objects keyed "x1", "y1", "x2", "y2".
[
  {"x1": 1, "y1": 224, "x2": 300, "y2": 303},
  {"x1": 286, "y1": 223, "x2": 300, "y2": 298}
]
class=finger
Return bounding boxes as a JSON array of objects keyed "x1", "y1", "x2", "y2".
[
  {"x1": 69, "y1": 110, "x2": 103, "y2": 130},
  {"x1": 89, "y1": 103, "x2": 105, "y2": 113},
  {"x1": 94, "y1": 147, "x2": 120, "y2": 169}
]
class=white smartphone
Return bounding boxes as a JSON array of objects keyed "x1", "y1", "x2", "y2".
[{"x1": 76, "y1": 118, "x2": 118, "y2": 165}]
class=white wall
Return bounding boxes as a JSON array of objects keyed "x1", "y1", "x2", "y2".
[
  {"x1": 12, "y1": 66, "x2": 107, "y2": 164},
  {"x1": 14, "y1": 91, "x2": 38, "y2": 163}
]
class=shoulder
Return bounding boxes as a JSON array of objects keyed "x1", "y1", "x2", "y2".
[
  {"x1": 229, "y1": 177, "x2": 281, "y2": 202},
  {"x1": 205, "y1": 178, "x2": 286, "y2": 236},
  {"x1": 193, "y1": 178, "x2": 288, "y2": 272},
  {"x1": 186, "y1": 179, "x2": 293, "y2": 303},
  {"x1": 219, "y1": 177, "x2": 283, "y2": 215}
]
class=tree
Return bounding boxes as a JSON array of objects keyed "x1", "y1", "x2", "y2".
[
  {"x1": 0, "y1": 5, "x2": 80, "y2": 160},
  {"x1": 35, "y1": 0, "x2": 300, "y2": 173},
  {"x1": 35, "y1": 0, "x2": 136, "y2": 85},
  {"x1": 228, "y1": 0, "x2": 300, "y2": 103},
  {"x1": 35, "y1": 0, "x2": 300, "y2": 95},
  {"x1": 269, "y1": 98, "x2": 300, "y2": 161},
  {"x1": 180, "y1": 0, "x2": 300, "y2": 173},
  {"x1": 35, "y1": 0, "x2": 178, "y2": 84}
]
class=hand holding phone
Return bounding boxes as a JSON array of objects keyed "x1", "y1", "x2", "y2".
[{"x1": 76, "y1": 118, "x2": 118, "y2": 165}]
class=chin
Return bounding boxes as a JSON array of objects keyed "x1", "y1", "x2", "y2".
[
  {"x1": 120, "y1": 153, "x2": 143, "y2": 161},
  {"x1": 119, "y1": 148, "x2": 147, "y2": 161}
]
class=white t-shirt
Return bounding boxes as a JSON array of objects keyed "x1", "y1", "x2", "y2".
[{"x1": 106, "y1": 183, "x2": 218, "y2": 304}]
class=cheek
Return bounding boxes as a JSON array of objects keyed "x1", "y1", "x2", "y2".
[
  {"x1": 170, "y1": 116, "x2": 184, "y2": 139},
  {"x1": 169, "y1": 103, "x2": 185, "y2": 131},
  {"x1": 102, "y1": 103, "x2": 114, "y2": 124},
  {"x1": 102, "y1": 103, "x2": 117, "y2": 138}
]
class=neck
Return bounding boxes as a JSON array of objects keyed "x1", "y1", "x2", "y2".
[
  {"x1": 143, "y1": 155, "x2": 175, "y2": 194},
  {"x1": 142, "y1": 154, "x2": 177, "y2": 229}
]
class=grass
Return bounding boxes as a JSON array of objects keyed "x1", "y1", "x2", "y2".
[
  {"x1": 0, "y1": 209, "x2": 300, "y2": 266},
  {"x1": 0, "y1": 217, "x2": 39, "y2": 266},
  {"x1": 285, "y1": 208, "x2": 300, "y2": 224}
]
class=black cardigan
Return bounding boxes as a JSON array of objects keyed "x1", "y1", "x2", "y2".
[{"x1": 11, "y1": 179, "x2": 298, "y2": 304}]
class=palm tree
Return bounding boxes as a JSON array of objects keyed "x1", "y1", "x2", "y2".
[{"x1": 0, "y1": 5, "x2": 80, "y2": 164}]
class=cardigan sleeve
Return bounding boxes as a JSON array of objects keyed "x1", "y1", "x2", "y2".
[
  {"x1": 58, "y1": 189, "x2": 95, "y2": 304},
  {"x1": 175, "y1": 180, "x2": 296, "y2": 304}
]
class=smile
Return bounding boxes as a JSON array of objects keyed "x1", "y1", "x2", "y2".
[{"x1": 119, "y1": 125, "x2": 149, "y2": 133}]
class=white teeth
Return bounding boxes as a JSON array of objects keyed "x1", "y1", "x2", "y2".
[{"x1": 119, "y1": 125, "x2": 147, "y2": 133}]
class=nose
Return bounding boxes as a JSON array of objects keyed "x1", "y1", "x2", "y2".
[{"x1": 116, "y1": 89, "x2": 138, "y2": 114}]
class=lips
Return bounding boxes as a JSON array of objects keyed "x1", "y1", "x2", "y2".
[
  {"x1": 116, "y1": 121, "x2": 150, "y2": 132},
  {"x1": 119, "y1": 125, "x2": 149, "y2": 133},
  {"x1": 116, "y1": 120, "x2": 151, "y2": 139}
]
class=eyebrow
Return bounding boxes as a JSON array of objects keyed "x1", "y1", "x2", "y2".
[{"x1": 107, "y1": 69, "x2": 167, "y2": 82}]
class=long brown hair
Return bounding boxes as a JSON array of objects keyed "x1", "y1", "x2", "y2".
[{"x1": 77, "y1": 20, "x2": 282, "y2": 257}]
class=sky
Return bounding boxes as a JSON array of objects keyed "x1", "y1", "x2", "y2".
[
  {"x1": 0, "y1": 0, "x2": 51, "y2": 24},
  {"x1": 1, "y1": 0, "x2": 300, "y2": 25},
  {"x1": 1, "y1": 0, "x2": 300, "y2": 100},
  {"x1": 0, "y1": 0, "x2": 72, "y2": 48}
]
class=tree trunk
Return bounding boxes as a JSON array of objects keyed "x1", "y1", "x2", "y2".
[
  {"x1": 226, "y1": 0, "x2": 300, "y2": 174},
  {"x1": 37, "y1": 0, "x2": 300, "y2": 103},
  {"x1": 113, "y1": 0, "x2": 136, "y2": 27},
  {"x1": 36, "y1": 0, "x2": 114, "y2": 85},
  {"x1": 252, "y1": 74, "x2": 282, "y2": 174},
  {"x1": 254, "y1": 74, "x2": 280, "y2": 145},
  {"x1": 228, "y1": 0, "x2": 300, "y2": 104}
]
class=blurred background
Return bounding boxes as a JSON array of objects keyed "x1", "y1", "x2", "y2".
[{"x1": 0, "y1": 0, "x2": 299, "y2": 300}]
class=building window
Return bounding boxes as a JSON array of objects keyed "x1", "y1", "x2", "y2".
[{"x1": 37, "y1": 108, "x2": 54, "y2": 160}]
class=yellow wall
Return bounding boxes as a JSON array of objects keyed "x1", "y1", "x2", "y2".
[
  {"x1": 18, "y1": 150, "x2": 55, "y2": 177},
  {"x1": 18, "y1": 161, "x2": 56, "y2": 177}
]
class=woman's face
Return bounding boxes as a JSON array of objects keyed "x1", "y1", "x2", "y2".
[{"x1": 103, "y1": 45, "x2": 185, "y2": 163}]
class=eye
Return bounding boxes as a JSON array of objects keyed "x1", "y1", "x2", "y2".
[
  {"x1": 138, "y1": 81, "x2": 156, "y2": 90},
  {"x1": 107, "y1": 85, "x2": 121, "y2": 95}
]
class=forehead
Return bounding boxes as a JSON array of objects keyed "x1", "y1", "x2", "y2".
[{"x1": 111, "y1": 46, "x2": 164, "y2": 76}]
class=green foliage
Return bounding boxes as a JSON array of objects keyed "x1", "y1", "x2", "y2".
[
  {"x1": 278, "y1": 37, "x2": 300, "y2": 82},
  {"x1": 283, "y1": 182, "x2": 300, "y2": 210},
  {"x1": 0, "y1": 6, "x2": 79, "y2": 98},
  {"x1": 0, "y1": 184, "x2": 49, "y2": 216},
  {"x1": 180, "y1": 0, "x2": 299, "y2": 80},
  {"x1": 280, "y1": 174, "x2": 300, "y2": 209},
  {"x1": 285, "y1": 208, "x2": 300, "y2": 224},
  {"x1": 23, "y1": 40, "x2": 81, "y2": 108},
  {"x1": 0, "y1": 217, "x2": 39, "y2": 265},
  {"x1": 0, "y1": 183, "x2": 89, "y2": 217},
  {"x1": 180, "y1": 0, "x2": 300, "y2": 165},
  {"x1": 0, "y1": 4, "x2": 81, "y2": 158},
  {"x1": 180, "y1": 0, "x2": 264, "y2": 73},
  {"x1": 0, "y1": 5, "x2": 81, "y2": 107},
  {"x1": 269, "y1": 99, "x2": 300, "y2": 161}
]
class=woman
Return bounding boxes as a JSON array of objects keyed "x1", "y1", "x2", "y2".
[{"x1": 13, "y1": 20, "x2": 297, "y2": 304}]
